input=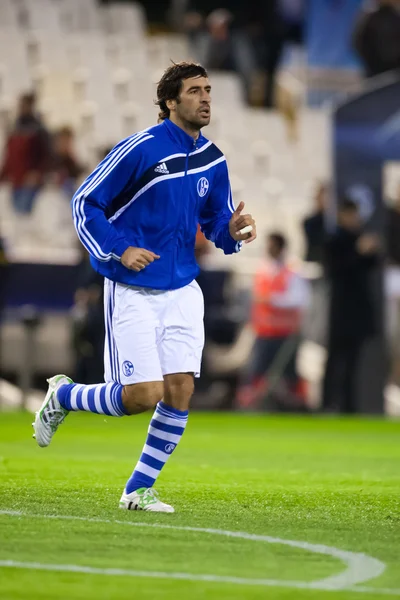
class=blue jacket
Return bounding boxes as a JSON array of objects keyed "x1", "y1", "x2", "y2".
[{"x1": 72, "y1": 119, "x2": 241, "y2": 290}]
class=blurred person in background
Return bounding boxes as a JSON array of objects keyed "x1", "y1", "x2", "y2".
[
  {"x1": 0, "y1": 92, "x2": 51, "y2": 221},
  {"x1": 0, "y1": 223, "x2": 9, "y2": 370},
  {"x1": 353, "y1": 0, "x2": 400, "y2": 78},
  {"x1": 260, "y1": 0, "x2": 306, "y2": 108},
  {"x1": 71, "y1": 248, "x2": 105, "y2": 385},
  {"x1": 182, "y1": 0, "x2": 305, "y2": 107},
  {"x1": 322, "y1": 199, "x2": 382, "y2": 413},
  {"x1": 385, "y1": 182, "x2": 400, "y2": 383},
  {"x1": 302, "y1": 181, "x2": 328, "y2": 265},
  {"x1": 302, "y1": 181, "x2": 329, "y2": 346},
  {"x1": 52, "y1": 126, "x2": 86, "y2": 199},
  {"x1": 183, "y1": 3, "x2": 256, "y2": 103},
  {"x1": 237, "y1": 232, "x2": 310, "y2": 411}
]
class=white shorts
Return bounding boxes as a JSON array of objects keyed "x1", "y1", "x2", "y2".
[{"x1": 104, "y1": 279, "x2": 205, "y2": 385}]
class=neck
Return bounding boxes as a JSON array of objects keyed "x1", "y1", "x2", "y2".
[{"x1": 169, "y1": 114, "x2": 200, "y2": 140}]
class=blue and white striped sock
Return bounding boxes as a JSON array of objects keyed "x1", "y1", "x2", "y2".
[
  {"x1": 57, "y1": 382, "x2": 128, "y2": 416},
  {"x1": 125, "y1": 401, "x2": 188, "y2": 493}
]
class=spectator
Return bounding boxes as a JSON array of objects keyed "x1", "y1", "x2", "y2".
[
  {"x1": 0, "y1": 224, "x2": 9, "y2": 370},
  {"x1": 237, "y1": 232, "x2": 310, "y2": 410},
  {"x1": 52, "y1": 126, "x2": 86, "y2": 198},
  {"x1": 302, "y1": 181, "x2": 328, "y2": 265},
  {"x1": 0, "y1": 92, "x2": 51, "y2": 216},
  {"x1": 353, "y1": 0, "x2": 400, "y2": 78},
  {"x1": 186, "y1": 5, "x2": 256, "y2": 103},
  {"x1": 386, "y1": 182, "x2": 400, "y2": 265},
  {"x1": 71, "y1": 248, "x2": 105, "y2": 384},
  {"x1": 385, "y1": 183, "x2": 400, "y2": 381},
  {"x1": 322, "y1": 199, "x2": 382, "y2": 413}
]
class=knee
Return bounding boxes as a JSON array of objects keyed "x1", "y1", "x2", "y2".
[
  {"x1": 123, "y1": 381, "x2": 164, "y2": 415},
  {"x1": 164, "y1": 374, "x2": 194, "y2": 410}
]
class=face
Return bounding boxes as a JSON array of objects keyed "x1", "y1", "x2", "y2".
[
  {"x1": 56, "y1": 133, "x2": 73, "y2": 154},
  {"x1": 267, "y1": 238, "x2": 283, "y2": 260},
  {"x1": 19, "y1": 97, "x2": 35, "y2": 118},
  {"x1": 338, "y1": 209, "x2": 361, "y2": 231},
  {"x1": 315, "y1": 183, "x2": 327, "y2": 211},
  {"x1": 169, "y1": 76, "x2": 211, "y2": 131}
]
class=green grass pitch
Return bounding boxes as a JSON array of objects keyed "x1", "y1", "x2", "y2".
[{"x1": 0, "y1": 411, "x2": 399, "y2": 599}]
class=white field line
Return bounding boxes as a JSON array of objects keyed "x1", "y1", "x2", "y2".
[
  {"x1": 0, "y1": 509, "x2": 396, "y2": 596},
  {"x1": 1, "y1": 561, "x2": 399, "y2": 596}
]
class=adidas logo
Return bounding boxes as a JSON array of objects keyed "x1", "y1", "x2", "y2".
[{"x1": 154, "y1": 162, "x2": 169, "y2": 174}]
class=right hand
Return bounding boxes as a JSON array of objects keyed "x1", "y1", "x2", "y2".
[
  {"x1": 121, "y1": 247, "x2": 160, "y2": 272},
  {"x1": 356, "y1": 233, "x2": 380, "y2": 255}
]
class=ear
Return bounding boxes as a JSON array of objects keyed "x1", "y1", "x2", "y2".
[{"x1": 166, "y1": 98, "x2": 176, "y2": 112}]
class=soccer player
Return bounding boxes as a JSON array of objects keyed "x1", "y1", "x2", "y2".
[{"x1": 33, "y1": 62, "x2": 257, "y2": 512}]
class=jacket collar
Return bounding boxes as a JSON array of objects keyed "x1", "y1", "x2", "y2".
[{"x1": 163, "y1": 118, "x2": 206, "y2": 153}]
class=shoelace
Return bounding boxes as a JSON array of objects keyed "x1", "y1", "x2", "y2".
[
  {"x1": 46, "y1": 406, "x2": 67, "y2": 431},
  {"x1": 139, "y1": 488, "x2": 160, "y2": 507},
  {"x1": 144, "y1": 488, "x2": 159, "y2": 500}
]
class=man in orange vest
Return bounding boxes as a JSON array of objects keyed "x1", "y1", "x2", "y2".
[{"x1": 237, "y1": 232, "x2": 310, "y2": 410}]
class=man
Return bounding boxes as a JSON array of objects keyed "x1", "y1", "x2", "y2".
[
  {"x1": 353, "y1": 0, "x2": 400, "y2": 78},
  {"x1": 302, "y1": 181, "x2": 328, "y2": 265},
  {"x1": 385, "y1": 183, "x2": 400, "y2": 380},
  {"x1": 33, "y1": 62, "x2": 256, "y2": 512},
  {"x1": 0, "y1": 92, "x2": 50, "y2": 217},
  {"x1": 322, "y1": 199, "x2": 381, "y2": 413},
  {"x1": 237, "y1": 232, "x2": 309, "y2": 410}
]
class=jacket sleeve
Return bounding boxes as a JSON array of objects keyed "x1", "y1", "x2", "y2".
[
  {"x1": 71, "y1": 134, "x2": 151, "y2": 262},
  {"x1": 199, "y1": 159, "x2": 241, "y2": 255}
]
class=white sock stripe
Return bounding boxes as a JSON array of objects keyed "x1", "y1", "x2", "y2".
[
  {"x1": 135, "y1": 461, "x2": 160, "y2": 480},
  {"x1": 152, "y1": 412, "x2": 188, "y2": 428},
  {"x1": 80, "y1": 388, "x2": 90, "y2": 411},
  {"x1": 69, "y1": 385, "x2": 83, "y2": 410},
  {"x1": 110, "y1": 384, "x2": 117, "y2": 413},
  {"x1": 112, "y1": 385, "x2": 119, "y2": 415},
  {"x1": 143, "y1": 444, "x2": 169, "y2": 462},
  {"x1": 148, "y1": 426, "x2": 181, "y2": 444},
  {"x1": 106, "y1": 383, "x2": 120, "y2": 416},
  {"x1": 156, "y1": 405, "x2": 188, "y2": 421},
  {"x1": 94, "y1": 386, "x2": 102, "y2": 414},
  {"x1": 156, "y1": 408, "x2": 188, "y2": 424},
  {"x1": 111, "y1": 384, "x2": 124, "y2": 416}
]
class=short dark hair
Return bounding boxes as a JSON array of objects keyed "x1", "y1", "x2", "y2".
[
  {"x1": 268, "y1": 232, "x2": 287, "y2": 251},
  {"x1": 339, "y1": 198, "x2": 359, "y2": 213},
  {"x1": 156, "y1": 62, "x2": 208, "y2": 121},
  {"x1": 20, "y1": 91, "x2": 36, "y2": 106}
]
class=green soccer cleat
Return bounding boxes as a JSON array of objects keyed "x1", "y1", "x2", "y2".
[
  {"x1": 32, "y1": 374, "x2": 73, "y2": 447},
  {"x1": 119, "y1": 488, "x2": 174, "y2": 513}
]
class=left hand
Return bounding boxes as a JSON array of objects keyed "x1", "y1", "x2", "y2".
[{"x1": 229, "y1": 201, "x2": 257, "y2": 244}]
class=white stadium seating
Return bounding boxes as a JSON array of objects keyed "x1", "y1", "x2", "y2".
[{"x1": 0, "y1": 0, "x2": 331, "y2": 272}]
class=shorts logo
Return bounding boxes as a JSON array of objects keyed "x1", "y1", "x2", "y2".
[
  {"x1": 165, "y1": 443, "x2": 176, "y2": 454},
  {"x1": 122, "y1": 360, "x2": 134, "y2": 377},
  {"x1": 197, "y1": 177, "x2": 209, "y2": 197}
]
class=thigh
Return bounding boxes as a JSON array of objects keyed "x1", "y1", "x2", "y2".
[
  {"x1": 159, "y1": 280, "x2": 205, "y2": 378},
  {"x1": 104, "y1": 279, "x2": 163, "y2": 385}
]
